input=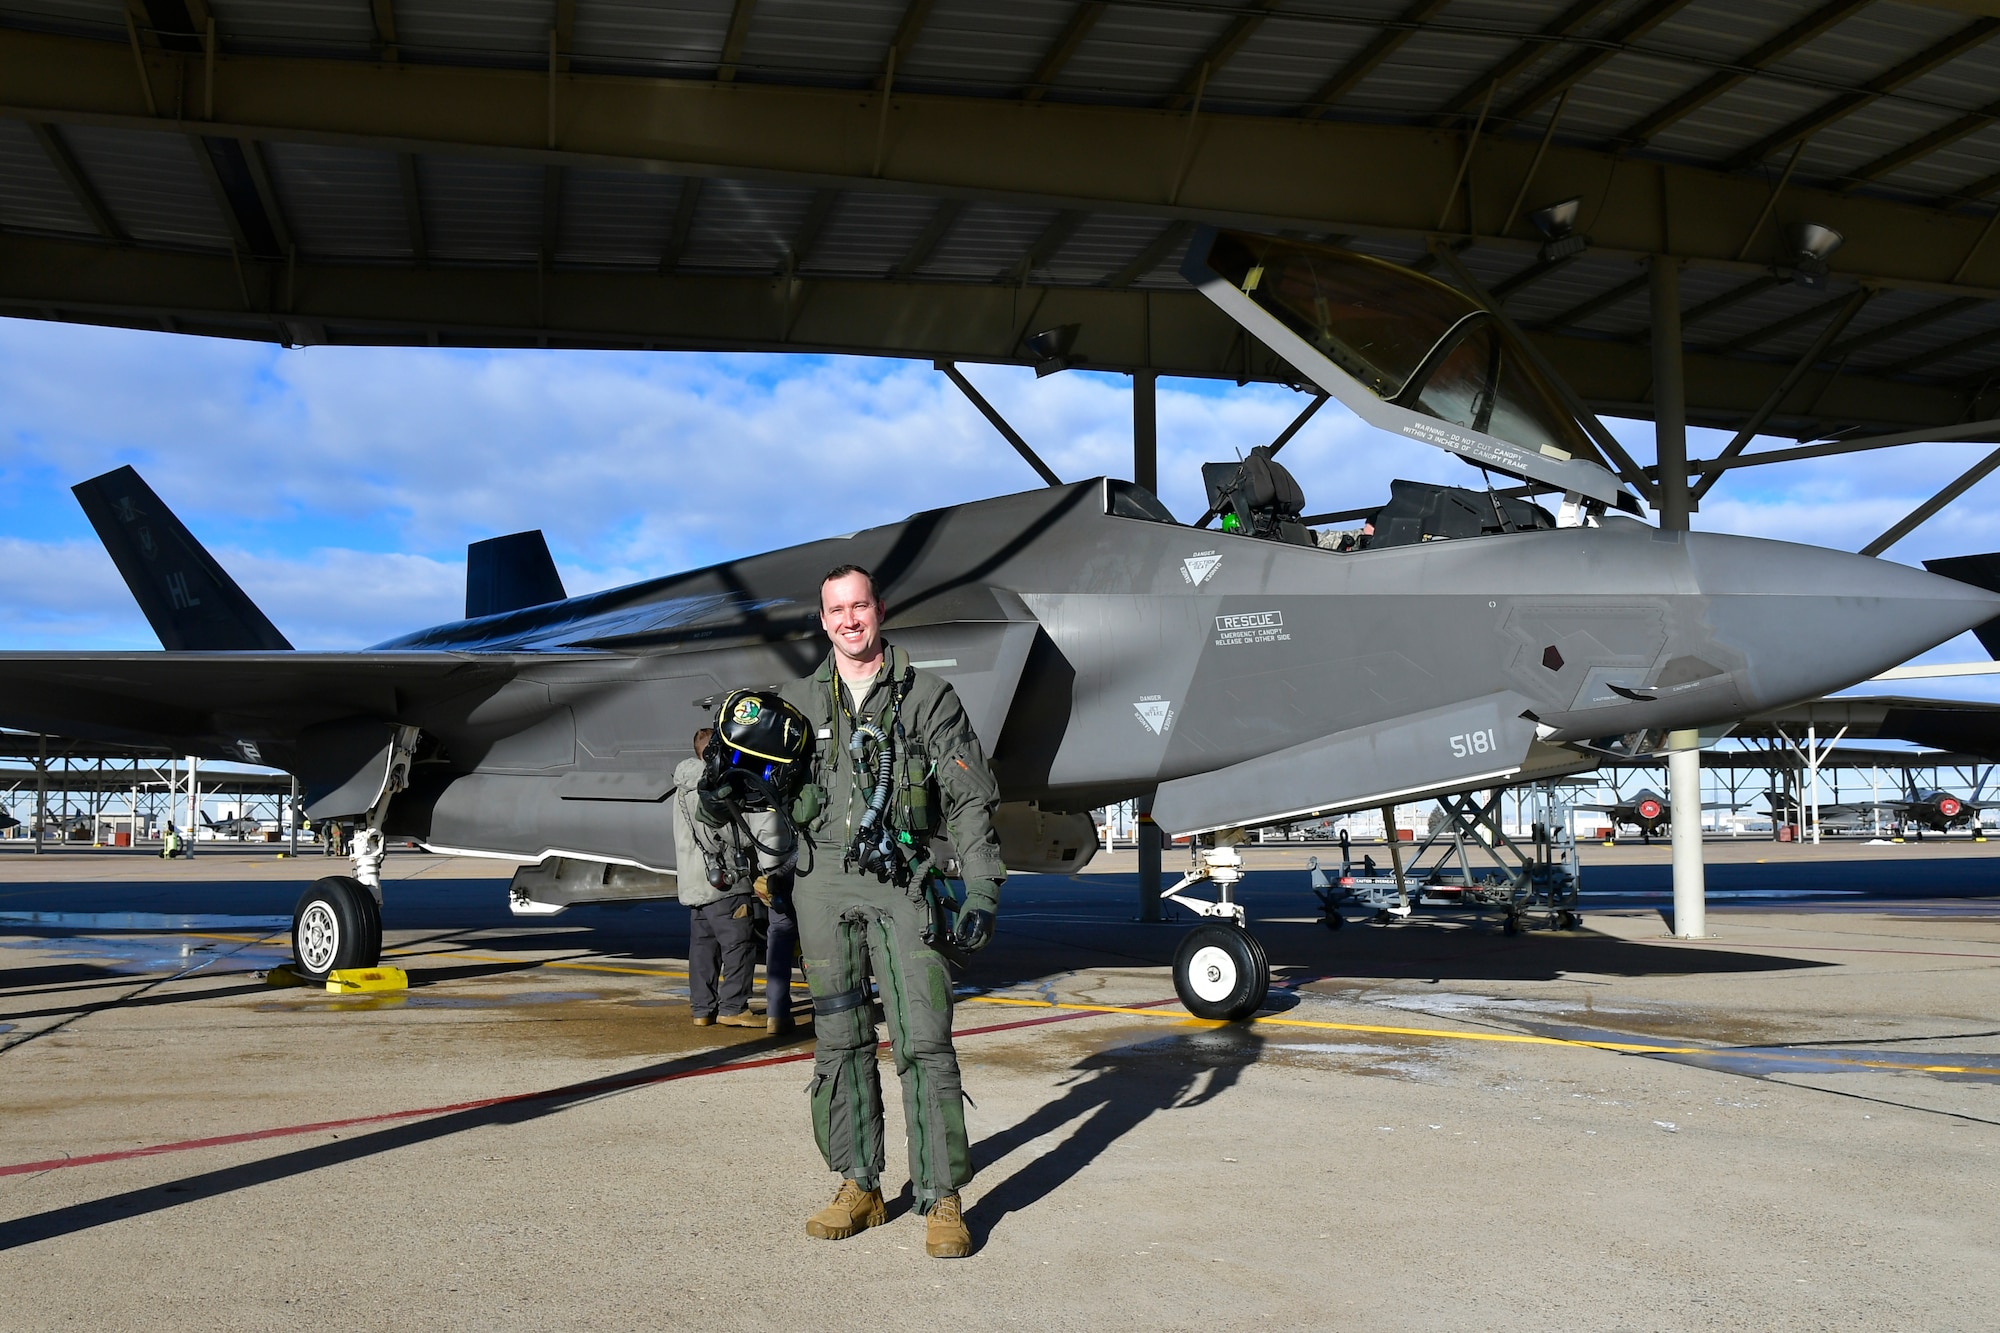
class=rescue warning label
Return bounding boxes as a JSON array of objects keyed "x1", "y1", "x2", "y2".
[{"x1": 1214, "y1": 610, "x2": 1288, "y2": 647}]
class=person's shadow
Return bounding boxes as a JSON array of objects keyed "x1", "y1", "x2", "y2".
[{"x1": 970, "y1": 1023, "x2": 1264, "y2": 1240}]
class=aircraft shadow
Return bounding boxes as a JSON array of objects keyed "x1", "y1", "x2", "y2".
[
  {"x1": 969, "y1": 1025, "x2": 1263, "y2": 1242},
  {"x1": 0, "y1": 1030, "x2": 809, "y2": 1253}
]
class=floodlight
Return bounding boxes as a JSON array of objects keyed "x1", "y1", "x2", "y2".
[
  {"x1": 1024, "y1": 323, "x2": 1083, "y2": 377},
  {"x1": 1528, "y1": 196, "x2": 1587, "y2": 263},
  {"x1": 1786, "y1": 222, "x2": 1844, "y2": 288}
]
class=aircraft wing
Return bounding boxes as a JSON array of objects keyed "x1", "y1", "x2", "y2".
[{"x1": 0, "y1": 651, "x2": 516, "y2": 755}]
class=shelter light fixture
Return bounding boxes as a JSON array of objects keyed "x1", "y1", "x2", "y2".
[
  {"x1": 1528, "y1": 196, "x2": 1587, "y2": 263},
  {"x1": 1786, "y1": 222, "x2": 1844, "y2": 289},
  {"x1": 1024, "y1": 323, "x2": 1084, "y2": 377}
]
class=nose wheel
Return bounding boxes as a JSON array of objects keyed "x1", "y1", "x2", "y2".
[{"x1": 1172, "y1": 922, "x2": 1270, "y2": 1022}]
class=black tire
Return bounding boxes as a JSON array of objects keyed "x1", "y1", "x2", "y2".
[
  {"x1": 1503, "y1": 911, "x2": 1521, "y2": 937},
  {"x1": 1323, "y1": 911, "x2": 1344, "y2": 931},
  {"x1": 292, "y1": 875, "x2": 382, "y2": 981},
  {"x1": 1172, "y1": 923, "x2": 1270, "y2": 1022}
]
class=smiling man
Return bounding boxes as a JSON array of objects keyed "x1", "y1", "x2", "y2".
[{"x1": 779, "y1": 564, "x2": 1006, "y2": 1258}]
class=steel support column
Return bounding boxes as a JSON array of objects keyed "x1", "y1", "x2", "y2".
[
  {"x1": 1652, "y1": 257, "x2": 1690, "y2": 527},
  {"x1": 1654, "y1": 255, "x2": 1707, "y2": 936}
]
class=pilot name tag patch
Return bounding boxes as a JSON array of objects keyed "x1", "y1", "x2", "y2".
[
  {"x1": 1181, "y1": 552, "x2": 1222, "y2": 587},
  {"x1": 1214, "y1": 610, "x2": 1287, "y2": 647},
  {"x1": 1133, "y1": 697, "x2": 1174, "y2": 736}
]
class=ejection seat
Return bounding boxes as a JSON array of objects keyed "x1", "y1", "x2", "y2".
[{"x1": 1200, "y1": 445, "x2": 1314, "y2": 546}]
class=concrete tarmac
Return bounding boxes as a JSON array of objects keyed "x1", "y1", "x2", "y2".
[{"x1": 2, "y1": 840, "x2": 1998, "y2": 1330}]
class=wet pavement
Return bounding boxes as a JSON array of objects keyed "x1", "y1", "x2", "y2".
[{"x1": 2, "y1": 842, "x2": 1998, "y2": 1330}]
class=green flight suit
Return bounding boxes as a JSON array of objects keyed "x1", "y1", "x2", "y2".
[{"x1": 780, "y1": 642, "x2": 1005, "y2": 1211}]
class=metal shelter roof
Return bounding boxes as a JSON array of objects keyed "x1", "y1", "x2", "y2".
[{"x1": 1, "y1": 0, "x2": 1998, "y2": 446}]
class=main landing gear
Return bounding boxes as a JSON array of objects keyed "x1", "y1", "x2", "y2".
[
  {"x1": 1160, "y1": 833, "x2": 1271, "y2": 1022},
  {"x1": 291, "y1": 876, "x2": 382, "y2": 982},
  {"x1": 289, "y1": 725, "x2": 417, "y2": 982}
]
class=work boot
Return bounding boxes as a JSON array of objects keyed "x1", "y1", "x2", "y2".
[
  {"x1": 715, "y1": 1010, "x2": 761, "y2": 1028},
  {"x1": 691, "y1": 1015, "x2": 714, "y2": 1027},
  {"x1": 805, "y1": 1180, "x2": 886, "y2": 1240},
  {"x1": 925, "y1": 1193, "x2": 971, "y2": 1258}
]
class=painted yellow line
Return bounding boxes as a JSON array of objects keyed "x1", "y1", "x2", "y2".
[
  {"x1": 963, "y1": 996, "x2": 2000, "y2": 1075},
  {"x1": 960, "y1": 994, "x2": 1701, "y2": 1053},
  {"x1": 177, "y1": 936, "x2": 2000, "y2": 1076}
]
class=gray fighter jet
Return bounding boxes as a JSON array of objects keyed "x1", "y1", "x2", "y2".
[{"x1": 5, "y1": 229, "x2": 1998, "y2": 1021}]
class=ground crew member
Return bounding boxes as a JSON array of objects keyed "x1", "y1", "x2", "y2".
[
  {"x1": 780, "y1": 564, "x2": 1005, "y2": 1260},
  {"x1": 160, "y1": 822, "x2": 182, "y2": 859},
  {"x1": 672, "y1": 727, "x2": 766, "y2": 1029}
]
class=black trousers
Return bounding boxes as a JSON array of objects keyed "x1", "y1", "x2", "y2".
[{"x1": 688, "y1": 894, "x2": 757, "y2": 1018}]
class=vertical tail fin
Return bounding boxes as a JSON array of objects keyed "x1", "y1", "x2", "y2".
[
  {"x1": 72, "y1": 465, "x2": 293, "y2": 651},
  {"x1": 465, "y1": 530, "x2": 566, "y2": 619}
]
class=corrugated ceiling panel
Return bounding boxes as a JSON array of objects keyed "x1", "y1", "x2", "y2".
[
  {"x1": 679, "y1": 178, "x2": 817, "y2": 270},
  {"x1": 1345, "y1": 30, "x2": 1520, "y2": 118},
  {"x1": 1506, "y1": 254, "x2": 1646, "y2": 327},
  {"x1": 0, "y1": 1, "x2": 122, "y2": 39},
  {"x1": 1671, "y1": 267, "x2": 1771, "y2": 336},
  {"x1": 1647, "y1": 74, "x2": 1838, "y2": 164},
  {"x1": 1205, "y1": 11, "x2": 1383, "y2": 112},
  {"x1": 395, "y1": 0, "x2": 554, "y2": 65},
  {"x1": 1641, "y1": 0, "x2": 1796, "y2": 61},
  {"x1": 1795, "y1": 98, "x2": 1972, "y2": 180},
  {"x1": 1851, "y1": 300, "x2": 2000, "y2": 373},
  {"x1": 1750, "y1": 286, "x2": 1875, "y2": 361},
  {"x1": 737, "y1": 0, "x2": 905, "y2": 85},
  {"x1": 920, "y1": 201, "x2": 1055, "y2": 278},
  {"x1": 419, "y1": 156, "x2": 544, "y2": 264},
  {"x1": 899, "y1": 0, "x2": 1072, "y2": 93},
  {"x1": 263, "y1": 141, "x2": 409, "y2": 260},
  {"x1": 1557, "y1": 53, "x2": 1712, "y2": 144},
  {"x1": 1764, "y1": 1, "x2": 1969, "y2": 86},
  {"x1": 1690, "y1": 279, "x2": 1862, "y2": 352},
  {"x1": 803, "y1": 191, "x2": 935, "y2": 275},
  {"x1": 60, "y1": 125, "x2": 229, "y2": 250},
  {"x1": 0, "y1": 119, "x2": 96, "y2": 236},
  {"x1": 206, "y1": 0, "x2": 376, "y2": 54},
  {"x1": 1877, "y1": 122, "x2": 2000, "y2": 200},
  {"x1": 1052, "y1": 2, "x2": 1234, "y2": 103},
  {"x1": 1829, "y1": 287, "x2": 1957, "y2": 364},
  {"x1": 557, "y1": 168, "x2": 679, "y2": 267},
  {"x1": 1035, "y1": 213, "x2": 1162, "y2": 283},
  {"x1": 571, "y1": 0, "x2": 733, "y2": 74}
]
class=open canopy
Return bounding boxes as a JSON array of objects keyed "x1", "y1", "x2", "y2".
[{"x1": 1185, "y1": 228, "x2": 1635, "y2": 510}]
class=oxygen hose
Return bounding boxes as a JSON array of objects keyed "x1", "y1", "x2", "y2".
[{"x1": 849, "y1": 721, "x2": 896, "y2": 869}]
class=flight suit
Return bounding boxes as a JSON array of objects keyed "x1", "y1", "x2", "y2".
[{"x1": 780, "y1": 643, "x2": 1005, "y2": 1213}]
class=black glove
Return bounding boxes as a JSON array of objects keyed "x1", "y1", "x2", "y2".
[{"x1": 952, "y1": 907, "x2": 996, "y2": 953}]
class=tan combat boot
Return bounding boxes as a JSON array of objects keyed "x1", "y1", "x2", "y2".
[
  {"x1": 924, "y1": 1192, "x2": 971, "y2": 1258},
  {"x1": 805, "y1": 1180, "x2": 886, "y2": 1240}
]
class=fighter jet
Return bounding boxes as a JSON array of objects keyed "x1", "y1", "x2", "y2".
[
  {"x1": 1761, "y1": 784, "x2": 1981, "y2": 837},
  {"x1": 202, "y1": 812, "x2": 266, "y2": 840},
  {"x1": 5, "y1": 228, "x2": 2000, "y2": 1023},
  {"x1": 1572, "y1": 787, "x2": 1737, "y2": 844}
]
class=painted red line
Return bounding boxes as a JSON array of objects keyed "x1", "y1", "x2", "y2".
[{"x1": 0, "y1": 1001, "x2": 1158, "y2": 1179}]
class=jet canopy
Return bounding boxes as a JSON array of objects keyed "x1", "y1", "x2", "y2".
[{"x1": 1183, "y1": 229, "x2": 1635, "y2": 511}]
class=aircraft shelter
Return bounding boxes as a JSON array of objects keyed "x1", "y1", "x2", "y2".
[{"x1": 3, "y1": 0, "x2": 2000, "y2": 927}]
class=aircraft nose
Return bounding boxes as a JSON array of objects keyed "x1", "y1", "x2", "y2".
[{"x1": 1685, "y1": 530, "x2": 2000, "y2": 708}]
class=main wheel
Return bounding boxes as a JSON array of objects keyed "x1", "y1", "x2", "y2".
[
  {"x1": 1172, "y1": 923, "x2": 1270, "y2": 1022},
  {"x1": 292, "y1": 875, "x2": 382, "y2": 981}
]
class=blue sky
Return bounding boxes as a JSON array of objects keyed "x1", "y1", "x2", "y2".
[{"x1": 1, "y1": 314, "x2": 1996, "y2": 714}]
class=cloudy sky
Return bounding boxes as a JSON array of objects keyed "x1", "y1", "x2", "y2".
[{"x1": 1, "y1": 314, "x2": 1995, "y2": 712}]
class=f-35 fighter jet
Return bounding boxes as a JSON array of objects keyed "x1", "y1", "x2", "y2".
[{"x1": 6, "y1": 230, "x2": 1998, "y2": 1020}]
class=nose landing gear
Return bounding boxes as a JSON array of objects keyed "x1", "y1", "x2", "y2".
[{"x1": 1161, "y1": 834, "x2": 1271, "y2": 1022}]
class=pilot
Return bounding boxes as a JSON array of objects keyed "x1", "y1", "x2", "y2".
[
  {"x1": 672, "y1": 726, "x2": 769, "y2": 1029},
  {"x1": 779, "y1": 564, "x2": 1005, "y2": 1260}
]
